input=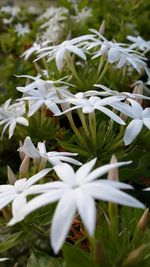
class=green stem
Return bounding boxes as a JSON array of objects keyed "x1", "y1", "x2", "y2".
[
  {"x1": 66, "y1": 55, "x2": 82, "y2": 86},
  {"x1": 40, "y1": 106, "x2": 45, "y2": 128},
  {"x1": 96, "y1": 61, "x2": 109, "y2": 84},
  {"x1": 89, "y1": 111, "x2": 97, "y2": 146},
  {"x1": 67, "y1": 112, "x2": 85, "y2": 144},
  {"x1": 42, "y1": 57, "x2": 50, "y2": 76},
  {"x1": 77, "y1": 110, "x2": 89, "y2": 138},
  {"x1": 97, "y1": 55, "x2": 105, "y2": 78}
]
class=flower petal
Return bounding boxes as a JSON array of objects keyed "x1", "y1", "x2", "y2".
[
  {"x1": 84, "y1": 161, "x2": 131, "y2": 183},
  {"x1": 143, "y1": 118, "x2": 150, "y2": 129},
  {"x1": 10, "y1": 190, "x2": 65, "y2": 225},
  {"x1": 28, "y1": 100, "x2": 43, "y2": 117},
  {"x1": 97, "y1": 106, "x2": 125, "y2": 125},
  {"x1": 0, "y1": 193, "x2": 15, "y2": 209},
  {"x1": 67, "y1": 45, "x2": 86, "y2": 60},
  {"x1": 54, "y1": 163, "x2": 76, "y2": 186},
  {"x1": 75, "y1": 188, "x2": 96, "y2": 236},
  {"x1": 84, "y1": 184, "x2": 144, "y2": 208},
  {"x1": 26, "y1": 168, "x2": 51, "y2": 188},
  {"x1": 18, "y1": 136, "x2": 40, "y2": 158},
  {"x1": 76, "y1": 158, "x2": 97, "y2": 184},
  {"x1": 51, "y1": 190, "x2": 76, "y2": 254},
  {"x1": 56, "y1": 48, "x2": 66, "y2": 71},
  {"x1": 9, "y1": 121, "x2": 16, "y2": 138},
  {"x1": 12, "y1": 194, "x2": 27, "y2": 217},
  {"x1": 124, "y1": 119, "x2": 143, "y2": 145}
]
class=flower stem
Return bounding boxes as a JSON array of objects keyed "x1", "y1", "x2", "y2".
[
  {"x1": 67, "y1": 112, "x2": 85, "y2": 144},
  {"x1": 66, "y1": 54, "x2": 82, "y2": 86},
  {"x1": 89, "y1": 111, "x2": 97, "y2": 146},
  {"x1": 77, "y1": 110, "x2": 89, "y2": 138},
  {"x1": 96, "y1": 61, "x2": 108, "y2": 84}
]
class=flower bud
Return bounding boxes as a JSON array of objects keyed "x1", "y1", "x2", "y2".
[
  {"x1": 18, "y1": 140, "x2": 25, "y2": 161},
  {"x1": 19, "y1": 155, "x2": 30, "y2": 177},
  {"x1": 122, "y1": 244, "x2": 147, "y2": 266},
  {"x1": 7, "y1": 166, "x2": 16, "y2": 185},
  {"x1": 107, "y1": 154, "x2": 118, "y2": 181},
  {"x1": 132, "y1": 82, "x2": 143, "y2": 105},
  {"x1": 99, "y1": 20, "x2": 105, "y2": 35},
  {"x1": 137, "y1": 208, "x2": 150, "y2": 232},
  {"x1": 108, "y1": 155, "x2": 118, "y2": 230}
]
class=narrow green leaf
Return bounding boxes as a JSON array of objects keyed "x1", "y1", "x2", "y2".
[
  {"x1": 0, "y1": 232, "x2": 23, "y2": 253},
  {"x1": 27, "y1": 250, "x2": 63, "y2": 267},
  {"x1": 63, "y1": 244, "x2": 94, "y2": 267}
]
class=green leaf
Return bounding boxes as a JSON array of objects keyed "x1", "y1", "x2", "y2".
[
  {"x1": 0, "y1": 232, "x2": 23, "y2": 253},
  {"x1": 27, "y1": 250, "x2": 63, "y2": 267},
  {"x1": 63, "y1": 244, "x2": 94, "y2": 267}
]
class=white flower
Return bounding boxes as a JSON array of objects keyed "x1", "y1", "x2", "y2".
[
  {"x1": 127, "y1": 35, "x2": 150, "y2": 52},
  {"x1": 2, "y1": 17, "x2": 13, "y2": 24},
  {"x1": 9, "y1": 159, "x2": 144, "y2": 253},
  {"x1": 39, "y1": 8, "x2": 67, "y2": 42},
  {"x1": 94, "y1": 84, "x2": 150, "y2": 100},
  {"x1": 88, "y1": 29, "x2": 147, "y2": 73},
  {"x1": 0, "y1": 168, "x2": 50, "y2": 218},
  {"x1": 0, "y1": 6, "x2": 20, "y2": 16},
  {"x1": 17, "y1": 76, "x2": 72, "y2": 117},
  {"x1": 21, "y1": 41, "x2": 50, "y2": 60},
  {"x1": 71, "y1": 7, "x2": 92, "y2": 24},
  {"x1": 35, "y1": 34, "x2": 94, "y2": 71},
  {"x1": 57, "y1": 94, "x2": 126, "y2": 125},
  {"x1": 0, "y1": 99, "x2": 28, "y2": 138},
  {"x1": 123, "y1": 99, "x2": 150, "y2": 145},
  {"x1": 38, "y1": 7, "x2": 68, "y2": 21},
  {"x1": 0, "y1": 258, "x2": 9, "y2": 262},
  {"x1": 19, "y1": 136, "x2": 82, "y2": 166},
  {"x1": 15, "y1": 23, "x2": 30, "y2": 37}
]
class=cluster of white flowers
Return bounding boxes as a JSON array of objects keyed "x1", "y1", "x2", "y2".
[
  {"x1": 0, "y1": 70, "x2": 150, "y2": 146},
  {"x1": 0, "y1": 4, "x2": 150, "y2": 256}
]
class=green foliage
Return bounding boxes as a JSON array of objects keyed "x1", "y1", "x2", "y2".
[{"x1": 27, "y1": 250, "x2": 63, "y2": 267}]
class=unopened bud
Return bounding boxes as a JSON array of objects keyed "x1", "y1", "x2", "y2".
[
  {"x1": 19, "y1": 155, "x2": 30, "y2": 177},
  {"x1": 137, "y1": 208, "x2": 150, "y2": 232},
  {"x1": 7, "y1": 166, "x2": 16, "y2": 185},
  {"x1": 107, "y1": 154, "x2": 118, "y2": 181},
  {"x1": 18, "y1": 140, "x2": 25, "y2": 161},
  {"x1": 122, "y1": 244, "x2": 147, "y2": 267},
  {"x1": 132, "y1": 83, "x2": 143, "y2": 105},
  {"x1": 108, "y1": 155, "x2": 118, "y2": 229},
  {"x1": 99, "y1": 20, "x2": 105, "y2": 35}
]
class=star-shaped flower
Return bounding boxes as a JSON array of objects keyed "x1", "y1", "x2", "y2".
[
  {"x1": 87, "y1": 29, "x2": 147, "y2": 73},
  {"x1": 17, "y1": 75, "x2": 73, "y2": 117},
  {"x1": 19, "y1": 136, "x2": 82, "y2": 166},
  {"x1": 127, "y1": 35, "x2": 150, "y2": 52},
  {"x1": 9, "y1": 159, "x2": 144, "y2": 253},
  {"x1": 0, "y1": 99, "x2": 28, "y2": 138},
  {"x1": 123, "y1": 99, "x2": 150, "y2": 145},
  {"x1": 36, "y1": 34, "x2": 94, "y2": 71},
  {"x1": 56, "y1": 94, "x2": 125, "y2": 125},
  {"x1": 0, "y1": 168, "x2": 50, "y2": 218}
]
